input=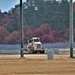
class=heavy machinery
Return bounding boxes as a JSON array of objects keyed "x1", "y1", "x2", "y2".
[{"x1": 25, "y1": 37, "x2": 44, "y2": 54}]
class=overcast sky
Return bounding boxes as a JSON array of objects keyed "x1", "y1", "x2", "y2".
[
  {"x1": 0, "y1": 0, "x2": 75, "y2": 12},
  {"x1": 0, "y1": 0, "x2": 25, "y2": 12}
]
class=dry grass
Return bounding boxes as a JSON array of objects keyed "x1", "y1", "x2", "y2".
[{"x1": 0, "y1": 54, "x2": 75, "y2": 75}]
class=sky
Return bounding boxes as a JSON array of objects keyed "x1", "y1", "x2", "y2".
[
  {"x1": 0, "y1": 0, "x2": 25, "y2": 12},
  {"x1": 0, "y1": 0, "x2": 75, "y2": 12}
]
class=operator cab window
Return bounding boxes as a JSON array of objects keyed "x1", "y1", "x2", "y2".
[
  {"x1": 29, "y1": 39, "x2": 33, "y2": 43},
  {"x1": 34, "y1": 38, "x2": 40, "y2": 42}
]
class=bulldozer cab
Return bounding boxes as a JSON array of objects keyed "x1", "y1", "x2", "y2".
[{"x1": 28, "y1": 37, "x2": 40, "y2": 43}]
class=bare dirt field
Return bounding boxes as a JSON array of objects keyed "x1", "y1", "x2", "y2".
[{"x1": 0, "y1": 54, "x2": 75, "y2": 75}]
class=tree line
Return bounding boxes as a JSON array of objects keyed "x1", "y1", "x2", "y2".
[
  {"x1": 0, "y1": 24, "x2": 75, "y2": 44},
  {"x1": 0, "y1": 0, "x2": 75, "y2": 44}
]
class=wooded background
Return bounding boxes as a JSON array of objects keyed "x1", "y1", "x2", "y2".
[{"x1": 0, "y1": 0, "x2": 75, "y2": 44}]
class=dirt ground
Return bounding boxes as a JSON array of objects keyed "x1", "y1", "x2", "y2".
[{"x1": 0, "y1": 54, "x2": 75, "y2": 75}]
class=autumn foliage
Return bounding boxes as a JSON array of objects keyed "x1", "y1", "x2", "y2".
[
  {"x1": 0, "y1": 26, "x2": 9, "y2": 43},
  {"x1": 0, "y1": 24, "x2": 73, "y2": 44},
  {"x1": 1, "y1": 0, "x2": 75, "y2": 44},
  {"x1": 4, "y1": 31, "x2": 21, "y2": 44}
]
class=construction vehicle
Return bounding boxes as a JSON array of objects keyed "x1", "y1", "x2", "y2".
[{"x1": 25, "y1": 37, "x2": 44, "y2": 54}]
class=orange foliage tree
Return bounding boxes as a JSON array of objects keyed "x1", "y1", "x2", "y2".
[
  {"x1": 34, "y1": 23, "x2": 51, "y2": 36},
  {"x1": 34, "y1": 23, "x2": 53, "y2": 43},
  {"x1": 23, "y1": 25, "x2": 35, "y2": 43},
  {"x1": 50, "y1": 30, "x2": 65, "y2": 42},
  {"x1": 38, "y1": 23, "x2": 51, "y2": 34},
  {"x1": 0, "y1": 26, "x2": 9, "y2": 44},
  {"x1": 4, "y1": 31, "x2": 20, "y2": 44}
]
